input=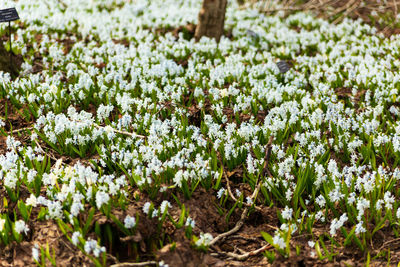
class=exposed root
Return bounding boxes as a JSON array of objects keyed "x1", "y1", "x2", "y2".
[
  {"x1": 209, "y1": 202, "x2": 251, "y2": 247},
  {"x1": 109, "y1": 262, "x2": 158, "y2": 267},
  {"x1": 211, "y1": 244, "x2": 273, "y2": 261},
  {"x1": 7, "y1": 126, "x2": 34, "y2": 135}
]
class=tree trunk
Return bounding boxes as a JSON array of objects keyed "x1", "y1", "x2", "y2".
[
  {"x1": 0, "y1": 44, "x2": 20, "y2": 78},
  {"x1": 195, "y1": 0, "x2": 227, "y2": 43}
]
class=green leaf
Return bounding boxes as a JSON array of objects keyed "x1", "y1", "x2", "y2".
[
  {"x1": 83, "y1": 207, "x2": 95, "y2": 236},
  {"x1": 17, "y1": 200, "x2": 29, "y2": 221}
]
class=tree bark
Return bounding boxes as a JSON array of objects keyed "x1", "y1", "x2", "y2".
[
  {"x1": 195, "y1": 0, "x2": 227, "y2": 43},
  {"x1": 0, "y1": 44, "x2": 20, "y2": 78}
]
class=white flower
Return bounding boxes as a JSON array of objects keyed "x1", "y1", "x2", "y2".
[
  {"x1": 281, "y1": 206, "x2": 293, "y2": 220},
  {"x1": 355, "y1": 222, "x2": 366, "y2": 235},
  {"x1": 195, "y1": 233, "x2": 213, "y2": 247},
  {"x1": 160, "y1": 200, "x2": 171, "y2": 214},
  {"x1": 246, "y1": 196, "x2": 253, "y2": 205},
  {"x1": 151, "y1": 209, "x2": 159, "y2": 218},
  {"x1": 143, "y1": 202, "x2": 151, "y2": 214},
  {"x1": 329, "y1": 213, "x2": 348, "y2": 236},
  {"x1": 308, "y1": 241, "x2": 315, "y2": 248},
  {"x1": 84, "y1": 239, "x2": 106, "y2": 257},
  {"x1": 384, "y1": 192, "x2": 395, "y2": 210},
  {"x1": 97, "y1": 104, "x2": 114, "y2": 123},
  {"x1": 220, "y1": 88, "x2": 228, "y2": 98},
  {"x1": 375, "y1": 199, "x2": 384, "y2": 211},
  {"x1": 185, "y1": 217, "x2": 196, "y2": 228},
  {"x1": 315, "y1": 195, "x2": 326, "y2": 207},
  {"x1": 71, "y1": 231, "x2": 82, "y2": 246},
  {"x1": 356, "y1": 198, "x2": 370, "y2": 221},
  {"x1": 95, "y1": 191, "x2": 110, "y2": 209},
  {"x1": 272, "y1": 234, "x2": 286, "y2": 249},
  {"x1": 0, "y1": 218, "x2": 5, "y2": 232},
  {"x1": 32, "y1": 245, "x2": 40, "y2": 262},
  {"x1": 124, "y1": 215, "x2": 136, "y2": 229},
  {"x1": 217, "y1": 188, "x2": 225, "y2": 199},
  {"x1": 14, "y1": 220, "x2": 29, "y2": 235},
  {"x1": 104, "y1": 125, "x2": 113, "y2": 134},
  {"x1": 26, "y1": 194, "x2": 37, "y2": 207},
  {"x1": 235, "y1": 189, "x2": 241, "y2": 198}
]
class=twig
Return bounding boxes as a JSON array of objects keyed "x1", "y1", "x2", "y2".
[
  {"x1": 92, "y1": 123, "x2": 146, "y2": 139},
  {"x1": 260, "y1": 6, "x2": 307, "y2": 12},
  {"x1": 332, "y1": 0, "x2": 361, "y2": 24},
  {"x1": 7, "y1": 126, "x2": 34, "y2": 135},
  {"x1": 378, "y1": 237, "x2": 400, "y2": 251},
  {"x1": 73, "y1": 119, "x2": 146, "y2": 139},
  {"x1": 119, "y1": 231, "x2": 142, "y2": 242},
  {"x1": 109, "y1": 261, "x2": 157, "y2": 267},
  {"x1": 211, "y1": 244, "x2": 273, "y2": 261},
  {"x1": 227, "y1": 234, "x2": 260, "y2": 242},
  {"x1": 34, "y1": 139, "x2": 63, "y2": 163},
  {"x1": 107, "y1": 253, "x2": 119, "y2": 264}
]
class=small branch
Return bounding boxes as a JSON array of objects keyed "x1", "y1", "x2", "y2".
[
  {"x1": 119, "y1": 232, "x2": 142, "y2": 242},
  {"x1": 107, "y1": 253, "x2": 119, "y2": 264},
  {"x1": 378, "y1": 237, "x2": 400, "y2": 251},
  {"x1": 332, "y1": 0, "x2": 361, "y2": 24},
  {"x1": 227, "y1": 234, "x2": 260, "y2": 242},
  {"x1": 109, "y1": 261, "x2": 157, "y2": 267},
  {"x1": 7, "y1": 126, "x2": 34, "y2": 135},
  {"x1": 260, "y1": 6, "x2": 306, "y2": 12},
  {"x1": 34, "y1": 139, "x2": 63, "y2": 163},
  {"x1": 92, "y1": 123, "x2": 146, "y2": 139},
  {"x1": 211, "y1": 244, "x2": 273, "y2": 261},
  {"x1": 72, "y1": 119, "x2": 146, "y2": 139}
]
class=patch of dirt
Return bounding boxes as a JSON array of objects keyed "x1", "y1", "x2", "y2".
[
  {"x1": 0, "y1": 135, "x2": 6, "y2": 155},
  {"x1": 150, "y1": 22, "x2": 233, "y2": 42},
  {"x1": 0, "y1": 98, "x2": 32, "y2": 132},
  {"x1": 112, "y1": 38, "x2": 130, "y2": 47},
  {"x1": 335, "y1": 87, "x2": 366, "y2": 104},
  {"x1": 58, "y1": 37, "x2": 76, "y2": 55},
  {"x1": 171, "y1": 23, "x2": 197, "y2": 40},
  {"x1": 222, "y1": 106, "x2": 267, "y2": 126},
  {"x1": 157, "y1": 239, "x2": 225, "y2": 267},
  {"x1": 0, "y1": 215, "x2": 92, "y2": 267}
]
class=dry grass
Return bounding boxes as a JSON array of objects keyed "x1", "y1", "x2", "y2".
[{"x1": 246, "y1": 0, "x2": 400, "y2": 37}]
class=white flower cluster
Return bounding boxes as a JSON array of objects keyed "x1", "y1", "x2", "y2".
[
  {"x1": 195, "y1": 232, "x2": 213, "y2": 247},
  {"x1": 1, "y1": 0, "x2": 400, "y2": 258}
]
